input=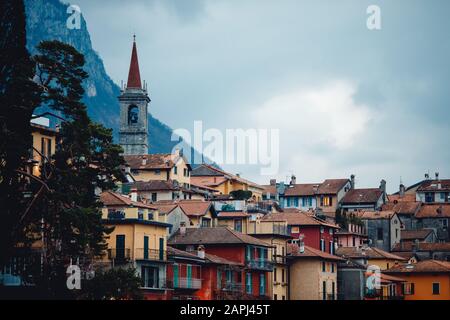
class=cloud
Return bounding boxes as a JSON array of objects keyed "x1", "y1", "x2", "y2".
[{"x1": 255, "y1": 80, "x2": 373, "y2": 150}]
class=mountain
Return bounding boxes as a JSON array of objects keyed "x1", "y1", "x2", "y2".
[{"x1": 24, "y1": 0, "x2": 206, "y2": 161}]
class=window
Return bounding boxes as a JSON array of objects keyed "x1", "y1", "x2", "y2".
[
  {"x1": 329, "y1": 241, "x2": 333, "y2": 254},
  {"x1": 377, "y1": 228, "x2": 383, "y2": 241},
  {"x1": 155, "y1": 169, "x2": 161, "y2": 175},
  {"x1": 281, "y1": 269, "x2": 285, "y2": 282},
  {"x1": 352, "y1": 236, "x2": 356, "y2": 247},
  {"x1": 322, "y1": 196, "x2": 332, "y2": 207},
  {"x1": 286, "y1": 198, "x2": 291, "y2": 207},
  {"x1": 396, "y1": 229, "x2": 399, "y2": 238},
  {"x1": 151, "y1": 193, "x2": 157, "y2": 202},
  {"x1": 322, "y1": 281, "x2": 327, "y2": 300},
  {"x1": 173, "y1": 166, "x2": 178, "y2": 175},
  {"x1": 291, "y1": 226, "x2": 300, "y2": 234},
  {"x1": 141, "y1": 266, "x2": 160, "y2": 288},
  {"x1": 442, "y1": 219, "x2": 448, "y2": 228},
  {"x1": 331, "y1": 263, "x2": 335, "y2": 273},
  {"x1": 246, "y1": 273, "x2": 252, "y2": 294},
  {"x1": 320, "y1": 239, "x2": 325, "y2": 252},
  {"x1": 322, "y1": 262, "x2": 326, "y2": 272},
  {"x1": 282, "y1": 295, "x2": 285, "y2": 300},
  {"x1": 425, "y1": 192, "x2": 434, "y2": 203},
  {"x1": 138, "y1": 209, "x2": 144, "y2": 220},
  {"x1": 273, "y1": 267, "x2": 277, "y2": 282},
  {"x1": 432, "y1": 283, "x2": 440, "y2": 295},
  {"x1": 128, "y1": 105, "x2": 139, "y2": 125},
  {"x1": 234, "y1": 219, "x2": 242, "y2": 232},
  {"x1": 274, "y1": 294, "x2": 278, "y2": 300},
  {"x1": 332, "y1": 282, "x2": 335, "y2": 300},
  {"x1": 217, "y1": 270, "x2": 222, "y2": 289},
  {"x1": 259, "y1": 274, "x2": 265, "y2": 296},
  {"x1": 294, "y1": 197, "x2": 299, "y2": 207}
]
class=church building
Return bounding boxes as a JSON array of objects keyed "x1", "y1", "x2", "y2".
[{"x1": 119, "y1": 36, "x2": 150, "y2": 155}]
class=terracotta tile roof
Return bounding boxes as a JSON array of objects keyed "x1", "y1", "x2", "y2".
[
  {"x1": 168, "y1": 227, "x2": 272, "y2": 247},
  {"x1": 129, "y1": 180, "x2": 178, "y2": 191},
  {"x1": 191, "y1": 164, "x2": 263, "y2": 189},
  {"x1": 336, "y1": 246, "x2": 407, "y2": 261},
  {"x1": 261, "y1": 184, "x2": 277, "y2": 195},
  {"x1": 190, "y1": 182, "x2": 219, "y2": 192},
  {"x1": 150, "y1": 203, "x2": 179, "y2": 215},
  {"x1": 205, "y1": 253, "x2": 244, "y2": 266},
  {"x1": 283, "y1": 184, "x2": 319, "y2": 196},
  {"x1": 100, "y1": 191, "x2": 156, "y2": 209},
  {"x1": 417, "y1": 179, "x2": 450, "y2": 192},
  {"x1": 400, "y1": 229, "x2": 434, "y2": 241},
  {"x1": 354, "y1": 210, "x2": 396, "y2": 220},
  {"x1": 387, "y1": 194, "x2": 416, "y2": 203},
  {"x1": 217, "y1": 212, "x2": 249, "y2": 218},
  {"x1": 124, "y1": 154, "x2": 175, "y2": 170},
  {"x1": 415, "y1": 204, "x2": 450, "y2": 218},
  {"x1": 341, "y1": 188, "x2": 384, "y2": 204},
  {"x1": 177, "y1": 200, "x2": 213, "y2": 217},
  {"x1": 382, "y1": 201, "x2": 421, "y2": 215},
  {"x1": 167, "y1": 246, "x2": 203, "y2": 261},
  {"x1": 379, "y1": 273, "x2": 406, "y2": 283},
  {"x1": 317, "y1": 179, "x2": 349, "y2": 194},
  {"x1": 392, "y1": 242, "x2": 450, "y2": 252},
  {"x1": 287, "y1": 244, "x2": 344, "y2": 261},
  {"x1": 262, "y1": 211, "x2": 339, "y2": 229},
  {"x1": 386, "y1": 260, "x2": 450, "y2": 273}
]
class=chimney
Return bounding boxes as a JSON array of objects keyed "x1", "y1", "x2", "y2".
[
  {"x1": 130, "y1": 188, "x2": 138, "y2": 202},
  {"x1": 380, "y1": 179, "x2": 386, "y2": 202},
  {"x1": 350, "y1": 174, "x2": 355, "y2": 189},
  {"x1": 290, "y1": 175, "x2": 297, "y2": 185},
  {"x1": 399, "y1": 183, "x2": 405, "y2": 197},
  {"x1": 142, "y1": 156, "x2": 147, "y2": 166},
  {"x1": 270, "y1": 179, "x2": 277, "y2": 186},
  {"x1": 425, "y1": 173, "x2": 430, "y2": 180},
  {"x1": 180, "y1": 221, "x2": 186, "y2": 235},
  {"x1": 435, "y1": 172, "x2": 439, "y2": 180},
  {"x1": 197, "y1": 245, "x2": 205, "y2": 259}
]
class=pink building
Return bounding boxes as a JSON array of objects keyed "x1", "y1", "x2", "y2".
[{"x1": 336, "y1": 223, "x2": 368, "y2": 248}]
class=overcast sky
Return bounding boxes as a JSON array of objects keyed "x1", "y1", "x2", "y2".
[{"x1": 67, "y1": 0, "x2": 449, "y2": 192}]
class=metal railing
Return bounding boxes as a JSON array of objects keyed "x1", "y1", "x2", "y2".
[
  {"x1": 246, "y1": 259, "x2": 274, "y2": 271},
  {"x1": 172, "y1": 277, "x2": 202, "y2": 290},
  {"x1": 107, "y1": 248, "x2": 131, "y2": 262},
  {"x1": 135, "y1": 249, "x2": 167, "y2": 261}
]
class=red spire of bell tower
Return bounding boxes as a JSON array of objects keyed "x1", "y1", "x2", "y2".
[{"x1": 127, "y1": 34, "x2": 142, "y2": 89}]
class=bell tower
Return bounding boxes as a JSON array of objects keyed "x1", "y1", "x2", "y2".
[{"x1": 119, "y1": 35, "x2": 150, "y2": 155}]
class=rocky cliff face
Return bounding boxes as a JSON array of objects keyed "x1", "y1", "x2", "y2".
[{"x1": 24, "y1": 0, "x2": 197, "y2": 157}]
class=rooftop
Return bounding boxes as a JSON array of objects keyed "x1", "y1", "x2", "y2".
[
  {"x1": 386, "y1": 260, "x2": 450, "y2": 273},
  {"x1": 100, "y1": 191, "x2": 156, "y2": 210},
  {"x1": 168, "y1": 227, "x2": 272, "y2": 247},
  {"x1": 341, "y1": 188, "x2": 384, "y2": 204},
  {"x1": 262, "y1": 211, "x2": 339, "y2": 229},
  {"x1": 287, "y1": 244, "x2": 344, "y2": 261},
  {"x1": 400, "y1": 229, "x2": 434, "y2": 241},
  {"x1": 415, "y1": 204, "x2": 450, "y2": 218},
  {"x1": 336, "y1": 246, "x2": 406, "y2": 261}
]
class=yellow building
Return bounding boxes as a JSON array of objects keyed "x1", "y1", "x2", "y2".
[
  {"x1": 100, "y1": 191, "x2": 171, "y2": 300},
  {"x1": 190, "y1": 164, "x2": 264, "y2": 201},
  {"x1": 288, "y1": 243, "x2": 343, "y2": 300},
  {"x1": 248, "y1": 219, "x2": 291, "y2": 300},
  {"x1": 123, "y1": 149, "x2": 191, "y2": 188},
  {"x1": 385, "y1": 260, "x2": 450, "y2": 300},
  {"x1": 29, "y1": 119, "x2": 57, "y2": 177}
]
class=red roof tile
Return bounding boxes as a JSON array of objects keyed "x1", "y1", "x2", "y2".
[
  {"x1": 415, "y1": 204, "x2": 450, "y2": 218},
  {"x1": 341, "y1": 188, "x2": 383, "y2": 204},
  {"x1": 100, "y1": 191, "x2": 156, "y2": 209},
  {"x1": 386, "y1": 260, "x2": 450, "y2": 273},
  {"x1": 288, "y1": 244, "x2": 343, "y2": 261}
]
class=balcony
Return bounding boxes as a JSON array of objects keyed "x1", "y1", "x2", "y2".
[
  {"x1": 172, "y1": 277, "x2": 202, "y2": 290},
  {"x1": 107, "y1": 248, "x2": 131, "y2": 263},
  {"x1": 272, "y1": 254, "x2": 287, "y2": 264},
  {"x1": 221, "y1": 282, "x2": 244, "y2": 293},
  {"x1": 245, "y1": 259, "x2": 274, "y2": 271},
  {"x1": 135, "y1": 249, "x2": 167, "y2": 261}
]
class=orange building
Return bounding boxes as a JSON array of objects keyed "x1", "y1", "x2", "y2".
[{"x1": 385, "y1": 260, "x2": 450, "y2": 300}]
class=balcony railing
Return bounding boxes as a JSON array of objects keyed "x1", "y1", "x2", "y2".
[
  {"x1": 172, "y1": 277, "x2": 202, "y2": 290},
  {"x1": 272, "y1": 254, "x2": 287, "y2": 264},
  {"x1": 221, "y1": 282, "x2": 244, "y2": 292},
  {"x1": 135, "y1": 249, "x2": 167, "y2": 261},
  {"x1": 107, "y1": 248, "x2": 131, "y2": 262},
  {"x1": 246, "y1": 259, "x2": 274, "y2": 271}
]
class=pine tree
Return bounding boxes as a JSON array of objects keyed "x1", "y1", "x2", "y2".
[{"x1": 0, "y1": 0, "x2": 42, "y2": 265}]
